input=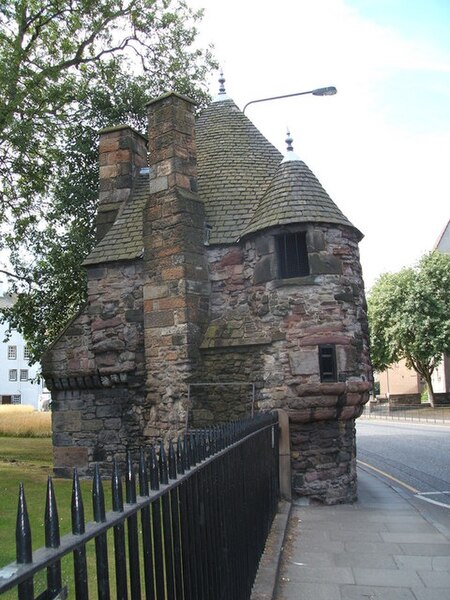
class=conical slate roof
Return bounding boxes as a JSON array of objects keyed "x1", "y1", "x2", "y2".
[
  {"x1": 84, "y1": 91, "x2": 361, "y2": 265},
  {"x1": 240, "y1": 151, "x2": 361, "y2": 240},
  {"x1": 196, "y1": 99, "x2": 282, "y2": 244}
]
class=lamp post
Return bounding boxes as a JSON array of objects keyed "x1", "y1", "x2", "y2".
[{"x1": 243, "y1": 86, "x2": 337, "y2": 114}]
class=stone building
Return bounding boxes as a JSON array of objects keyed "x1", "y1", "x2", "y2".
[{"x1": 42, "y1": 82, "x2": 372, "y2": 504}]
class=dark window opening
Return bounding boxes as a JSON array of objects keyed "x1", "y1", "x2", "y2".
[
  {"x1": 319, "y1": 345, "x2": 337, "y2": 382},
  {"x1": 277, "y1": 232, "x2": 309, "y2": 278}
]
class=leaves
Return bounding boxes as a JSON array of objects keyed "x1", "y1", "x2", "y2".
[
  {"x1": 368, "y1": 251, "x2": 450, "y2": 398},
  {"x1": 0, "y1": 0, "x2": 217, "y2": 364}
]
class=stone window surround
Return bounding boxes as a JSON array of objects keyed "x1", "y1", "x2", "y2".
[
  {"x1": 7, "y1": 345, "x2": 17, "y2": 360},
  {"x1": 9, "y1": 369, "x2": 17, "y2": 381},
  {"x1": 276, "y1": 230, "x2": 310, "y2": 279},
  {"x1": 20, "y1": 369, "x2": 29, "y2": 381},
  {"x1": 319, "y1": 344, "x2": 338, "y2": 382}
]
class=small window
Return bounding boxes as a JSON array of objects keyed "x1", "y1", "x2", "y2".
[
  {"x1": 23, "y1": 347, "x2": 31, "y2": 360},
  {"x1": 8, "y1": 345, "x2": 17, "y2": 360},
  {"x1": 9, "y1": 369, "x2": 17, "y2": 381},
  {"x1": 277, "y1": 232, "x2": 309, "y2": 278},
  {"x1": 12, "y1": 395, "x2": 21, "y2": 404},
  {"x1": 319, "y1": 345, "x2": 337, "y2": 382},
  {"x1": 20, "y1": 369, "x2": 29, "y2": 382}
]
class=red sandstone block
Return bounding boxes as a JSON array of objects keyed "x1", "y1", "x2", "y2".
[
  {"x1": 99, "y1": 165, "x2": 118, "y2": 179},
  {"x1": 111, "y1": 149, "x2": 132, "y2": 163},
  {"x1": 220, "y1": 248, "x2": 244, "y2": 267},
  {"x1": 156, "y1": 159, "x2": 173, "y2": 177},
  {"x1": 158, "y1": 297, "x2": 187, "y2": 310},
  {"x1": 162, "y1": 266, "x2": 184, "y2": 280},
  {"x1": 155, "y1": 244, "x2": 183, "y2": 258},
  {"x1": 99, "y1": 138, "x2": 120, "y2": 153},
  {"x1": 145, "y1": 204, "x2": 162, "y2": 221},
  {"x1": 145, "y1": 310, "x2": 175, "y2": 328}
]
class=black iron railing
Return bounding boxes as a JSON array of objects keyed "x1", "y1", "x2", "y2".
[{"x1": 0, "y1": 413, "x2": 279, "y2": 600}]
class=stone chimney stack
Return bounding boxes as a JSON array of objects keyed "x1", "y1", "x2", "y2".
[
  {"x1": 97, "y1": 125, "x2": 148, "y2": 242},
  {"x1": 142, "y1": 92, "x2": 210, "y2": 439}
]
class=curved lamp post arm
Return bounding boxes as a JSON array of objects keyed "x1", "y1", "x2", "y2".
[{"x1": 242, "y1": 86, "x2": 337, "y2": 114}]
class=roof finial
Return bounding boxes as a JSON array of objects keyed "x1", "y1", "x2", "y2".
[
  {"x1": 281, "y1": 129, "x2": 301, "y2": 163},
  {"x1": 218, "y1": 70, "x2": 226, "y2": 95},
  {"x1": 285, "y1": 129, "x2": 294, "y2": 152},
  {"x1": 212, "y1": 69, "x2": 230, "y2": 102}
]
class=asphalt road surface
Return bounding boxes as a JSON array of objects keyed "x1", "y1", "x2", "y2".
[{"x1": 356, "y1": 419, "x2": 450, "y2": 533}]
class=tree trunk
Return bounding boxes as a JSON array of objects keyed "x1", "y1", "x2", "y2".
[{"x1": 423, "y1": 374, "x2": 435, "y2": 408}]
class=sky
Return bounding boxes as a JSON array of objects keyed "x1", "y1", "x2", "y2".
[{"x1": 189, "y1": 0, "x2": 450, "y2": 290}]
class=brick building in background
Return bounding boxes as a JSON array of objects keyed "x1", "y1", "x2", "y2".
[{"x1": 42, "y1": 83, "x2": 372, "y2": 504}]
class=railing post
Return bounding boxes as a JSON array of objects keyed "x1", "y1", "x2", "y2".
[
  {"x1": 93, "y1": 464, "x2": 110, "y2": 600},
  {"x1": 72, "y1": 468, "x2": 89, "y2": 599},
  {"x1": 125, "y1": 450, "x2": 141, "y2": 600},
  {"x1": 111, "y1": 459, "x2": 128, "y2": 600},
  {"x1": 138, "y1": 448, "x2": 154, "y2": 600}
]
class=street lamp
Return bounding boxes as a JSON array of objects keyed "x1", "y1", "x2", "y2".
[{"x1": 242, "y1": 86, "x2": 337, "y2": 114}]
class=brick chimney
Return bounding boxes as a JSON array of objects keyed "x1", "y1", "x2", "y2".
[
  {"x1": 97, "y1": 125, "x2": 148, "y2": 242},
  {"x1": 142, "y1": 92, "x2": 210, "y2": 438}
]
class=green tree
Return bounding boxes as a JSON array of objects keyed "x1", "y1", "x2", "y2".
[
  {"x1": 0, "y1": 0, "x2": 216, "y2": 363},
  {"x1": 368, "y1": 251, "x2": 450, "y2": 407}
]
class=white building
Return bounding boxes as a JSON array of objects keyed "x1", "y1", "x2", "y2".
[
  {"x1": 431, "y1": 219, "x2": 450, "y2": 395},
  {"x1": 0, "y1": 294, "x2": 43, "y2": 409}
]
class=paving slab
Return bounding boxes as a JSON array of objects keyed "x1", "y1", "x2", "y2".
[
  {"x1": 411, "y1": 588, "x2": 450, "y2": 600},
  {"x1": 340, "y1": 584, "x2": 417, "y2": 600},
  {"x1": 274, "y1": 468, "x2": 450, "y2": 600}
]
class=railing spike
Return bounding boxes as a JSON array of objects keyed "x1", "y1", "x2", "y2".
[
  {"x1": 16, "y1": 483, "x2": 32, "y2": 564},
  {"x1": 168, "y1": 440, "x2": 177, "y2": 480},
  {"x1": 125, "y1": 450, "x2": 137, "y2": 504},
  {"x1": 45, "y1": 477, "x2": 60, "y2": 549},
  {"x1": 139, "y1": 447, "x2": 149, "y2": 496},
  {"x1": 183, "y1": 433, "x2": 191, "y2": 470},
  {"x1": 112, "y1": 459, "x2": 124, "y2": 512},
  {"x1": 149, "y1": 444, "x2": 160, "y2": 491},
  {"x1": 93, "y1": 464, "x2": 106, "y2": 523},
  {"x1": 71, "y1": 468, "x2": 85, "y2": 535},
  {"x1": 159, "y1": 440, "x2": 169, "y2": 485},
  {"x1": 176, "y1": 436, "x2": 185, "y2": 475}
]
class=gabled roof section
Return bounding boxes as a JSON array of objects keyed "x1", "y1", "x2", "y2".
[
  {"x1": 196, "y1": 99, "x2": 282, "y2": 244},
  {"x1": 240, "y1": 156, "x2": 362, "y2": 240},
  {"x1": 83, "y1": 175, "x2": 148, "y2": 265}
]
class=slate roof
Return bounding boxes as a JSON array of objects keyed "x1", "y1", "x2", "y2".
[
  {"x1": 241, "y1": 153, "x2": 360, "y2": 239},
  {"x1": 196, "y1": 99, "x2": 282, "y2": 244},
  {"x1": 83, "y1": 175, "x2": 147, "y2": 265},
  {"x1": 84, "y1": 94, "x2": 360, "y2": 264}
]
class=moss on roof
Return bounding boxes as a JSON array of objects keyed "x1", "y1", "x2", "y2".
[
  {"x1": 83, "y1": 175, "x2": 148, "y2": 265},
  {"x1": 241, "y1": 158, "x2": 360, "y2": 240},
  {"x1": 196, "y1": 99, "x2": 282, "y2": 244}
]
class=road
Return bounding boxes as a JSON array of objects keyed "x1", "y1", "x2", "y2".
[{"x1": 356, "y1": 419, "x2": 450, "y2": 532}]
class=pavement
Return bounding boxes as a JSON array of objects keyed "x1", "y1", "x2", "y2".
[{"x1": 272, "y1": 467, "x2": 450, "y2": 600}]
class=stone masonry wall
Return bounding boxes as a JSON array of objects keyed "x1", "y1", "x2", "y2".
[
  {"x1": 201, "y1": 223, "x2": 371, "y2": 503},
  {"x1": 142, "y1": 93, "x2": 210, "y2": 441},
  {"x1": 42, "y1": 260, "x2": 146, "y2": 475}
]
